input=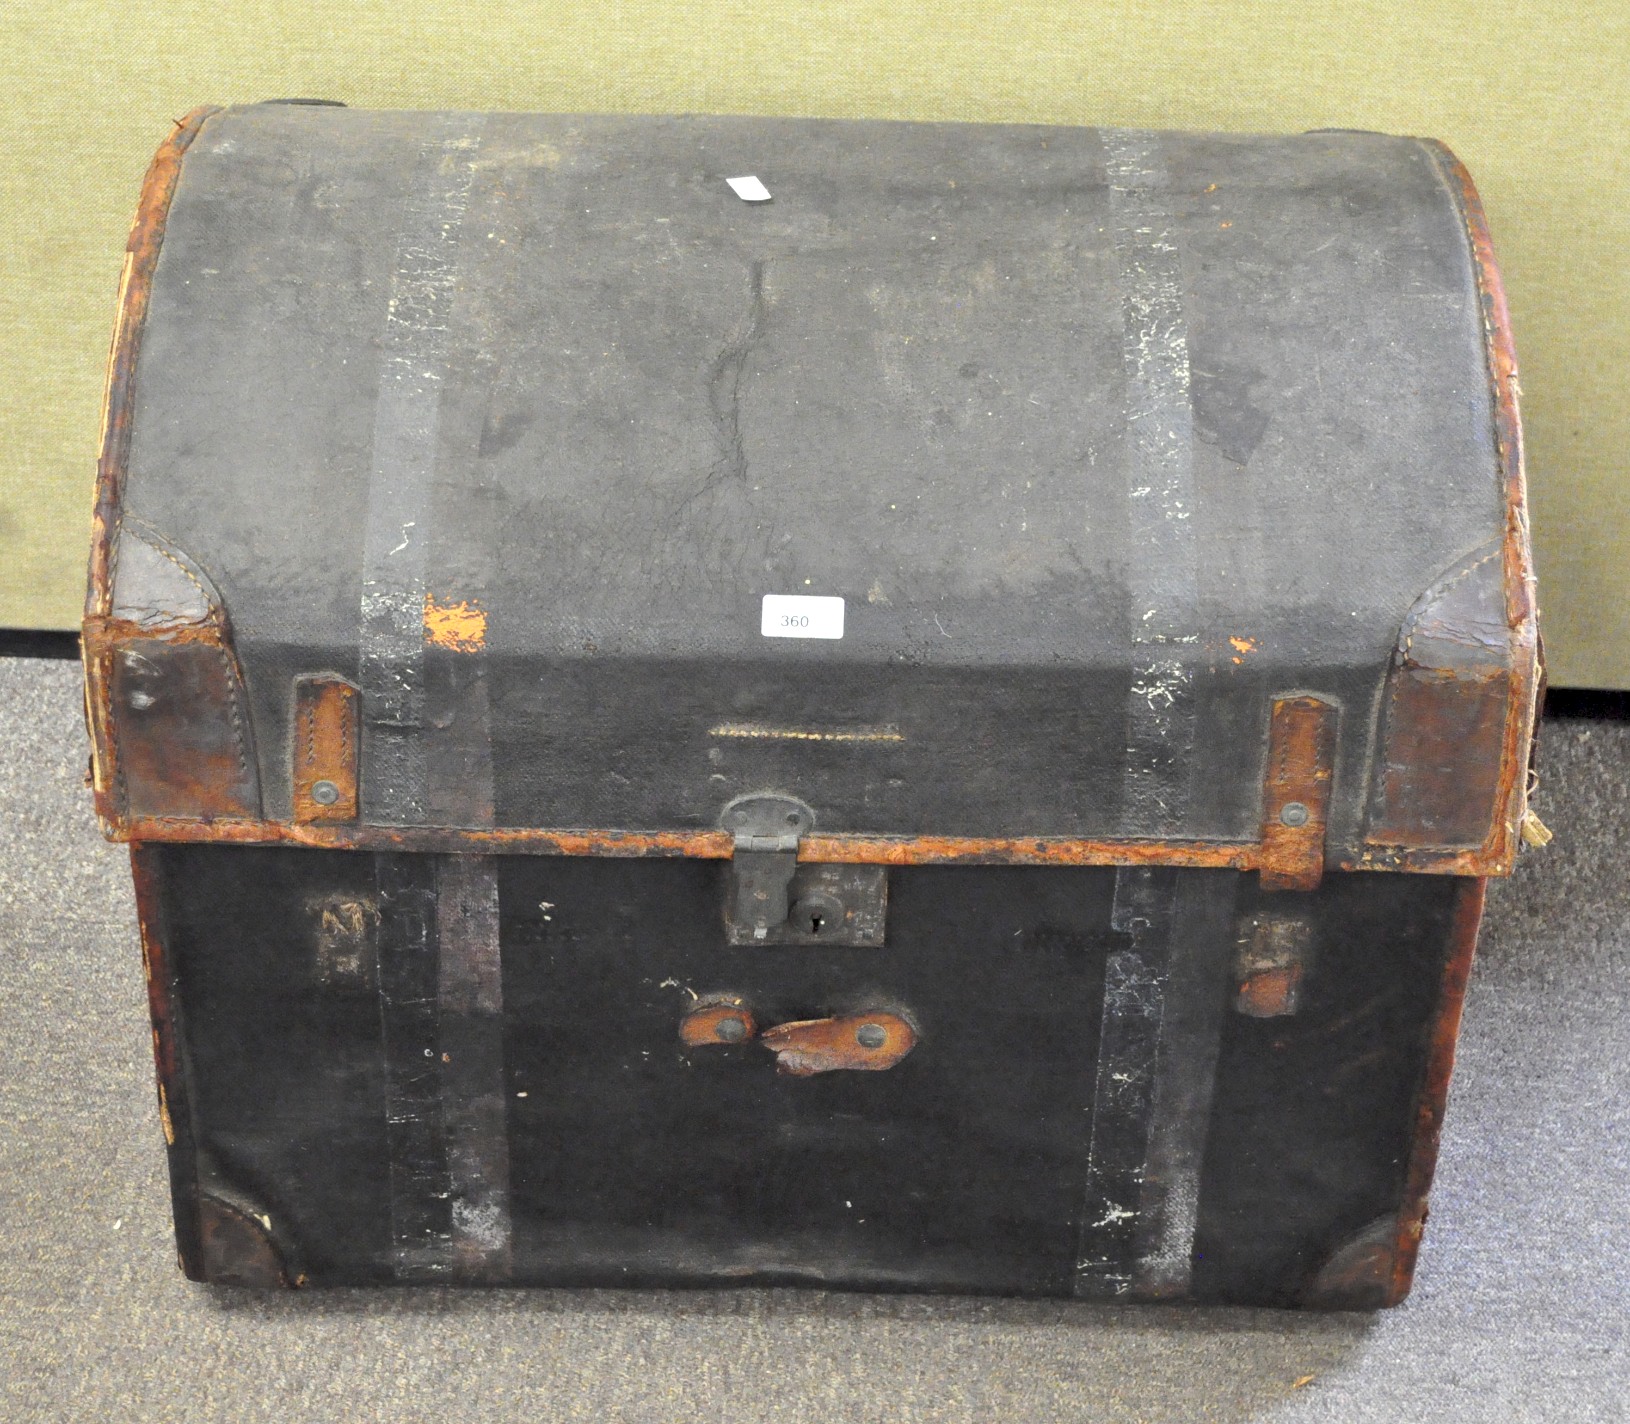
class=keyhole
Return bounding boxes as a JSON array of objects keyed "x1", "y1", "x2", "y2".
[{"x1": 790, "y1": 892, "x2": 843, "y2": 937}]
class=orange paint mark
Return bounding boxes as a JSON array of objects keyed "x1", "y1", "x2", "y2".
[
  {"x1": 1204, "y1": 183, "x2": 1219, "y2": 193},
  {"x1": 423, "y1": 594, "x2": 487, "y2": 652},
  {"x1": 1229, "y1": 635, "x2": 1258, "y2": 655},
  {"x1": 1219, "y1": 220, "x2": 1232, "y2": 229}
]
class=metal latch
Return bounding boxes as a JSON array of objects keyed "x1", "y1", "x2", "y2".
[
  {"x1": 724, "y1": 793, "x2": 810, "y2": 941},
  {"x1": 720, "y1": 793, "x2": 887, "y2": 947}
]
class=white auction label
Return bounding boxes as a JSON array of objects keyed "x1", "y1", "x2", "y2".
[{"x1": 761, "y1": 594, "x2": 845, "y2": 639}]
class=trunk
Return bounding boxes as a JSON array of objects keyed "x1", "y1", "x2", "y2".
[{"x1": 86, "y1": 106, "x2": 1540, "y2": 1308}]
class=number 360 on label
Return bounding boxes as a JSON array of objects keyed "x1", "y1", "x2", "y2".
[{"x1": 761, "y1": 594, "x2": 845, "y2": 640}]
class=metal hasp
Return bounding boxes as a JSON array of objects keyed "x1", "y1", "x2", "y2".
[{"x1": 721, "y1": 794, "x2": 888, "y2": 947}]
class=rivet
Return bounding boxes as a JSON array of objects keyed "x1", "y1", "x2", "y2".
[
  {"x1": 311, "y1": 779, "x2": 341, "y2": 806},
  {"x1": 1279, "y1": 801, "x2": 1310, "y2": 828},
  {"x1": 855, "y1": 1023, "x2": 887, "y2": 1049},
  {"x1": 715, "y1": 1016, "x2": 747, "y2": 1043}
]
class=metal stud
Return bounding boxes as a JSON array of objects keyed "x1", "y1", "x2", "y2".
[
  {"x1": 855, "y1": 1023, "x2": 887, "y2": 1049},
  {"x1": 1279, "y1": 801, "x2": 1310, "y2": 828},
  {"x1": 311, "y1": 779, "x2": 341, "y2": 806}
]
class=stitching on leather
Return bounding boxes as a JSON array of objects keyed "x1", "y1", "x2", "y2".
[
  {"x1": 1396, "y1": 547, "x2": 1500, "y2": 663},
  {"x1": 101, "y1": 645, "x2": 131, "y2": 823},
  {"x1": 108, "y1": 516, "x2": 126, "y2": 598},
  {"x1": 124, "y1": 525, "x2": 218, "y2": 616},
  {"x1": 1449, "y1": 142, "x2": 1512, "y2": 520},
  {"x1": 339, "y1": 688, "x2": 354, "y2": 773},
  {"x1": 134, "y1": 525, "x2": 250, "y2": 791},
  {"x1": 295, "y1": 682, "x2": 357, "y2": 810},
  {"x1": 92, "y1": 527, "x2": 132, "y2": 817},
  {"x1": 1273, "y1": 706, "x2": 1292, "y2": 789},
  {"x1": 1264, "y1": 700, "x2": 1295, "y2": 835},
  {"x1": 217, "y1": 645, "x2": 253, "y2": 789}
]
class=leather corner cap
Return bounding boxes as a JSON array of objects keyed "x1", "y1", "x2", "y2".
[
  {"x1": 195, "y1": 1191, "x2": 302, "y2": 1289},
  {"x1": 1301, "y1": 1214, "x2": 1399, "y2": 1310},
  {"x1": 1367, "y1": 543, "x2": 1514, "y2": 851},
  {"x1": 86, "y1": 523, "x2": 262, "y2": 826}
]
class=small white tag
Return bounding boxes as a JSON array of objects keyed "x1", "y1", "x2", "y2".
[
  {"x1": 761, "y1": 594, "x2": 844, "y2": 639},
  {"x1": 726, "y1": 174, "x2": 772, "y2": 202}
]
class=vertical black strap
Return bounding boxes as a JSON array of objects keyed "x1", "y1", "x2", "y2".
[
  {"x1": 376, "y1": 855, "x2": 452, "y2": 1280},
  {"x1": 1131, "y1": 873, "x2": 1234, "y2": 1296},
  {"x1": 1075, "y1": 865, "x2": 1179, "y2": 1296},
  {"x1": 377, "y1": 852, "x2": 513, "y2": 1282},
  {"x1": 1075, "y1": 866, "x2": 1235, "y2": 1299},
  {"x1": 437, "y1": 855, "x2": 512, "y2": 1280}
]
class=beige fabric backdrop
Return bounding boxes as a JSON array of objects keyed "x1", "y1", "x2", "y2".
[{"x1": 1, "y1": 2, "x2": 1624, "y2": 684}]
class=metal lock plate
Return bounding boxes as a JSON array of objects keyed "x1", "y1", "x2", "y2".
[{"x1": 721, "y1": 793, "x2": 888, "y2": 947}]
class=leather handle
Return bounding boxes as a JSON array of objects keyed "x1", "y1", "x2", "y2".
[
  {"x1": 678, "y1": 1006, "x2": 918, "y2": 1075},
  {"x1": 758, "y1": 1012, "x2": 917, "y2": 1076}
]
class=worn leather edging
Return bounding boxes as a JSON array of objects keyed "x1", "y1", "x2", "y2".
[
  {"x1": 87, "y1": 107, "x2": 222, "y2": 623},
  {"x1": 83, "y1": 108, "x2": 223, "y2": 827},
  {"x1": 103, "y1": 816, "x2": 1482, "y2": 876},
  {"x1": 1419, "y1": 139, "x2": 1543, "y2": 876}
]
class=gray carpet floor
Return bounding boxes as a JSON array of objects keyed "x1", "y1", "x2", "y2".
[{"x1": 1, "y1": 655, "x2": 1624, "y2": 1423}]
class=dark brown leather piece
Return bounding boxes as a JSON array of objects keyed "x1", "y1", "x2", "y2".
[
  {"x1": 1369, "y1": 546, "x2": 1510, "y2": 851},
  {"x1": 103, "y1": 631, "x2": 260, "y2": 823},
  {"x1": 87, "y1": 524, "x2": 261, "y2": 824},
  {"x1": 1233, "y1": 911, "x2": 1313, "y2": 1017},
  {"x1": 196, "y1": 1193, "x2": 295, "y2": 1289},
  {"x1": 1302, "y1": 1214, "x2": 1397, "y2": 1310}
]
